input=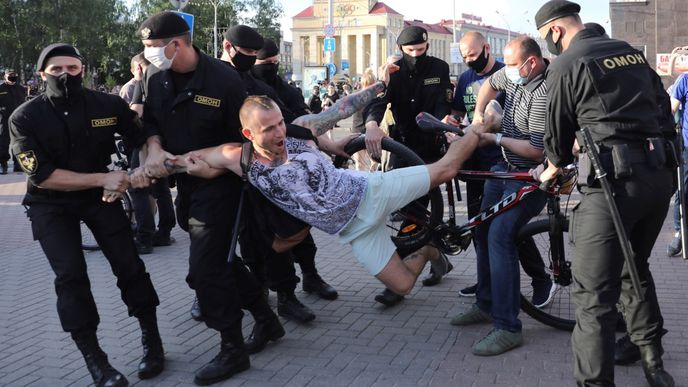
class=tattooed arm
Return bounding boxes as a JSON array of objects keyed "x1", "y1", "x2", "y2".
[{"x1": 293, "y1": 63, "x2": 396, "y2": 137}]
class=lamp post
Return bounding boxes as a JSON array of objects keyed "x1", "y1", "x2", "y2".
[
  {"x1": 495, "y1": 10, "x2": 511, "y2": 41},
  {"x1": 208, "y1": 0, "x2": 220, "y2": 58}
]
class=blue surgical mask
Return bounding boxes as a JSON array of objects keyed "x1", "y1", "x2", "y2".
[{"x1": 505, "y1": 59, "x2": 532, "y2": 86}]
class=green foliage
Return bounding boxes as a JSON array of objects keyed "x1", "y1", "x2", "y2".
[
  {"x1": 248, "y1": 0, "x2": 283, "y2": 45},
  {"x1": 0, "y1": 0, "x2": 260, "y2": 88}
]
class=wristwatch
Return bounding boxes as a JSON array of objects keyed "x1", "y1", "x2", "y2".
[{"x1": 495, "y1": 133, "x2": 503, "y2": 147}]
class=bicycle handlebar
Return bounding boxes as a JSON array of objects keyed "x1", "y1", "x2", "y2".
[{"x1": 415, "y1": 112, "x2": 465, "y2": 136}]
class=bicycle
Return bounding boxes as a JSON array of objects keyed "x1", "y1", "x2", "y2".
[
  {"x1": 334, "y1": 117, "x2": 577, "y2": 331},
  {"x1": 81, "y1": 137, "x2": 136, "y2": 251}
]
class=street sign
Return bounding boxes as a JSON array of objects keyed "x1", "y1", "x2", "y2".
[
  {"x1": 173, "y1": 11, "x2": 194, "y2": 39},
  {"x1": 450, "y1": 42, "x2": 461, "y2": 64},
  {"x1": 324, "y1": 38, "x2": 336, "y2": 52},
  {"x1": 324, "y1": 23, "x2": 335, "y2": 37},
  {"x1": 326, "y1": 63, "x2": 337, "y2": 77},
  {"x1": 341, "y1": 59, "x2": 350, "y2": 71},
  {"x1": 169, "y1": 0, "x2": 189, "y2": 10}
]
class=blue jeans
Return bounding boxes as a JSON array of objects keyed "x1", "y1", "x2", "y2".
[
  {"x1": 672, "y1": 147, "x2": 688, "y2": 232},
  {"x1": 474, "y1": 162, "x2": 547, "y2": 332}
]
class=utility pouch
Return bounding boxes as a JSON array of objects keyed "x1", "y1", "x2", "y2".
[
  {"x1": 645, "y1": 137, "x2": 666, "y2": 169},
  {"x1": 577, "y1": 152, "x2": 595, "y2": 187},
  {"x1": 611, "y1": 144, "x2": 633, "y2": 179}
]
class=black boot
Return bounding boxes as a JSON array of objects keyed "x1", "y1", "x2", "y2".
[
  {"x1": 277, "y1": 291, "x2": 315, "y2": 323},
  {"x1": 0, "y1": 161, "x2": 7, "y2": 175},
  {"x1": 245, "y1": 298, "x2": 285, "y2": 354},
  {"x1": 190, "y1": 296, "x2": 203, "y2": 321},
  {"x1": 639, "y1": 344, "x2": 675, "y2": 387},
  {"x1": 302, "y1": 272, "x2": 338, "y2": 300},
  {"x1": 194, "y1": 328, "x2": 250, "y2": 386},
  {"x1": 72, "y1": 331, "x2": 129, "y2": 387},
  {"x1": 615, "y1": 328, "x2": 668, "y2": 365},
  {"x1": 137, "y1": 312, "x2": 164, "y2": 379},
  {"x1": 374, "y1": 288, "x2": 404, "y2": 307}
]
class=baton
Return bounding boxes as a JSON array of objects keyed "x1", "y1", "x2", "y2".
[
  {"x1": 675, "y1": 125, "x2": 688, "y2": 259},
  {"x1": 580, "y1": 128, "x2": 644, "y2": 301}
]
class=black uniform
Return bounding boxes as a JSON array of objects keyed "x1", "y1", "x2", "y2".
[
  {"x1": 9, "y1": 87, "x2": 160, "y2": 333},
  {"x1": 544, "y1": 28, "x2": 676, "y2": 385},
  {"x1": 0, "y1": 81, "x2": 26, "y2": 167},
  {"x1": 370, "y1": 55, "x2": 453, "y2": 163},
  {"x1": 260, "y1": 75, "x2": 310, "y2": 118},
  {"x1": 142, "y1": 47, "x2": 264, "y2": 332}
]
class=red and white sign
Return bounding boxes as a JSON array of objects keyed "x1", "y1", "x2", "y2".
[{"x1": 656, "y1": 53, "x2": 688, "y2": 76}]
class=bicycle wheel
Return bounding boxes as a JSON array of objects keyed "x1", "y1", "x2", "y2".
[
  {"x1": 517, "y1": 219, "x2": 575, "y2": 331},
  {"x1": 335, "y1": 136, "x2": 444, "y2": 254},
  {"x1": 81, "y1": 193, "x2": 136, "y2": 251}
]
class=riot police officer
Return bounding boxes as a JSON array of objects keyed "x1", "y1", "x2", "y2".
[
  {"x1": 368, "y1": 25, "x2": 456, "y2": 305},
  {"x1": 136, "y1": 12, "x2": 282, "y2": 385},
  {"x1": 9, "y1": 43, "x2": 163, "y2": 387},
  {"x1": 534, "y1": 2, "x2": 676, "y2": 386}
]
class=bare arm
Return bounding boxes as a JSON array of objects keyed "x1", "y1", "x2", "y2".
[
  {"x1": 671, "y1": 97, "x2": 681, "y2": 114},
  {"x1": 293, "y1": 81, "x2": 387, "y2": 137},
  {"x1": 473, "y1": 79, "x2": 499, "y2": 123},
  {"x1": 174, "y1": 143, "x2": 243, "y2": 177}
]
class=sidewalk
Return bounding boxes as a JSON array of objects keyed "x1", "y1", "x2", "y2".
[{"x1": 1, "y1": 157, "x2": 687, "y2": 386}]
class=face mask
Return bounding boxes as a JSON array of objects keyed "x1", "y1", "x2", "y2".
[
  {"x1": 45, "y1": 73, "x2": 83, "y2": 99},
  {"x1": 251, "y1": 63, "x2": 279, "y2": 82},
  {"x1": 7, "y1": 75, "x2": 18, "y2": 83},
  {"x1": 466, "y1": 46, "x2": 489, "y2": 73},
  {"x1": 231, "y1": 48, "x2": 257, "y2": 72},
  {"x1": 402, "y1": 51, "x2": 427, "y2": 71},
  {"x1": 505, "y1": 59, "x2": 532, "y2": 86},
  {"x1": 144, "y1": 41, "x2": 176, "y2": 71},
  {"x1": 545, "y1": 30, "x2": 563, "y2": 56}
]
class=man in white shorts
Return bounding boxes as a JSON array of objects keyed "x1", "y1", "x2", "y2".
[{"x1": 138, "y1": 67, "x2": 497, "y2": 295}]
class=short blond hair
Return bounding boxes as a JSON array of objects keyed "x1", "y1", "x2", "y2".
[
  {"x1": 360, "y1": 68, "x2": 376, "y2": 88},
  {"x1": 239, "y1": 95, "x2": 279, "y2": 130}
]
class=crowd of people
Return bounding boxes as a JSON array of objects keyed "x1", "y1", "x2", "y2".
[{"x1": 2, "y1": 0, "x2": 683, "y2": 386}]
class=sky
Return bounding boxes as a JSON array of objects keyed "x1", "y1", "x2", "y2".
[{"x1": 279, "y1": 0, "x2": 611, "y2": 41}]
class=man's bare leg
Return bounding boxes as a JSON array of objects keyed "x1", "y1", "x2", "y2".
[{"x1": 375, "y1": 245, "x2": 440, "y2": 295}]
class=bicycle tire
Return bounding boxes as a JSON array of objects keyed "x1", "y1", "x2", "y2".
[
  {"x1": 81, "y1": 192, "x2": 136, "y2": 251},
  {"x1": 517, "y1": 219, "x2": 575, "y2": 331},
  {"x1": 335, "y1": 136, "x2": 444, "y2": 254}
]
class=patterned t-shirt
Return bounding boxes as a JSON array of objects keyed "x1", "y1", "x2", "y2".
[{"x1": 248, "y1": 137, "x2": 368, "y2": 234}]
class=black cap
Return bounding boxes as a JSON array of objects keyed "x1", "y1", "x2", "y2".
[
  {"x1": 224, "y1": 25, "x2": 264, "y2": 50},
  {"x1": 396, "y1": 26, "x2": 428, "y2": 46},
  {"x1": 137, "y1": 11, "x2": 190, "y2": 40},
  {"x1": 257, "y1": 39, "x2": 279, "y2": 60},
  {"x1": 37, "y1": 43, "x2": 83, "y2": 71},
  {"x1": 534, "y1": 0, "x2": 581, "y2": 30}
]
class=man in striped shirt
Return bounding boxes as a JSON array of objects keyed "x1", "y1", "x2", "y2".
[{"x1": 449, "y1": 36, "x2": 551, "y2": 356}]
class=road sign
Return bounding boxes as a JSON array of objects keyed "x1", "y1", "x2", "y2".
[
  {"x1": 324, "y1": 23, "x2": 335, "y2": 37},
  {"x1": 450, "y1": 42, "x2": 461, "y2": 64},
  {"x1": 341, "y1": 59, "x2": 350, "y2": 71},
  {"x1": 169, "y1": 0, "x2": 189, "y2": 10},
  {"x1": 173, "y1": 11, "x2": 194, "y2": 39},
  {"x1": 324, "y1": 38, "x2": 336, "y2": 52},
  {"x1": 326, "y1": 63, "x2": 337, "y2": 77}
]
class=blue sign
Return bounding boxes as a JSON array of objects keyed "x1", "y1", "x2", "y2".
[
  {"x1": 341, "y1": 59, "x2": 349, "y2": 71},
  {"x1": 326, "y1": 63, "x2": 337, "y2": 77},
  {"x1": 173, "y1": 11, "x2": 194, "y2": 39},
  {"x1": 324, "y1": 38, "x2": 336, "y2": 52}
]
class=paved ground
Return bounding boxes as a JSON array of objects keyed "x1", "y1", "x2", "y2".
[{"x1": 1, "y1": 143, "x2": 688, "y2": 386}]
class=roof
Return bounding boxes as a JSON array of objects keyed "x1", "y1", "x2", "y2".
[
  {"x1": 403, "y1": 20, "x2": 452, "y2": 35},
  {"x1": 369, "y1": 2, "x2": 401, "y2": 15},
  {"x1": 294, "y1": 6, "x2": 314, "y2": 18}
]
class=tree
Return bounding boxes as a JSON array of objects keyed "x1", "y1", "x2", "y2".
[{"x1": 248, "y1": 0, "x2": 283, "y2": 45}]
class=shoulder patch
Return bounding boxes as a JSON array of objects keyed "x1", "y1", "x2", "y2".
[
  {"x1": 194, "y1": 95, "x2": 221, "y2": 108},
  {"x1": 424, "y1": 77, "x2": 441, "y2": 86},
  {"x1": 17, "y1": 150, "x2": 37, "y2": 174},
  {"x1": 446, "y1": 88, "x2": 453, "y2": 103},
  {"x1": 91, "y1": 117, "x2": 118, "y2": 127},
  {"x1": 593, "y1": 52, "x2": 647, "y2": 75}
]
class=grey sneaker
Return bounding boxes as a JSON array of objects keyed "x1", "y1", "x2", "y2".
[
  {"x1": 472, "y1": 328, "x2": 523, "y2": 356},
  {"x1": 667, "y1": 232, "x2": 682, "y2": 257},
  {"x1": 450, "y1": 304, "x2": 492, "y2": 326},
  {"x1": 430, "y1": 251, "x2": 452, "y2": 277}
]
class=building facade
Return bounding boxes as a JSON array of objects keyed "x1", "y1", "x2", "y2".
[
  {"x1": 291, "y1": 0, "x2": 453, "y2": 80},
  {"x1": 610, "y1": 0, "x2": 688, "y2": 85}
]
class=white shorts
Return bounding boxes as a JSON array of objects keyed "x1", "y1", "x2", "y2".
[{"x1": 338, "y1": 165, "x2": 431, "y2": 275}]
